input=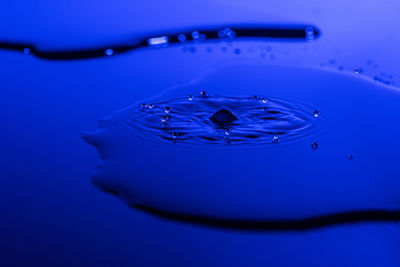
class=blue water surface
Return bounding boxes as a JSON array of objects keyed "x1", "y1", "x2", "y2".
[{"x1": 1, "y1": 1, "x2": 400, "y2": 266}]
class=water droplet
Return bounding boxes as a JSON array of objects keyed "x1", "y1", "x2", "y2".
[
  {"x1": 227, "y1": 30, "x2": 236, "y2": 39},
  {"x1": 355, "y1": 69, "x2": 359, "y2": 74},
  {"x1": 200, "y1": 91, "x2": 207, "y2": 97},
  {"x1": 164, "y1": 106, "x2": 171, "y2": 113},
  {"x1": 147, "y1": 103, "x2": 154, "y2": 109},
  {"x1": 313, "y1": 110, "x2": 320, "y2": 118},
  {"x1": 161, "y1": 115, "x2": 171, "y2": 123},
  {"x1": 253, "y1": 95, "x2": 258, "y2": 99},
  {"x1": 272, "y1": 135, "x2": 279, "y2": 144},
  {"x1": 261, "y1": 97, "x2": 268, "y2": 104},
  {"x1": 218, "y1": 28, "x2": 236, "y2": 39},
  {"x1": 305, "y1": 27, "x2": 316, "y2": 40},
  {"x1": 177, "y1": 34, "x2": 186, "y2": 42},
  {"x1": 140, "y1": 103, "x2": 146, "y2": 109},
  {"x1": 225, "y1": 128, "x2": 232, "y2": 136},
  {"x1": 105, "y1": 48, "x2": 114, "y2": 56},
  {"x1": 311, "y1": 142, "x2": 318, "y2": 150},
  {"x1": 23, "y1": 48, "x2": 30, "y2": 55},
  {"x1": 191, "y1": 31, "x2": 200, "y2": 40},
  {"x1": 224, "y1": 137, "x2": 231, "y2": 145},
  {"x1": 188, "y1": 95, "x2": 194, "y2": 102},
  {"x1": 348, "y1": 154, "x2": 354, "y2": 160},
  {"x1": 170, "y1": 132, "x2": 178, "y2": 139}
]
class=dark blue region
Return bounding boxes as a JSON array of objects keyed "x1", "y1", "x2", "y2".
[{"x1": 0, "y1": 24, "x2": 319, "y2": 60}]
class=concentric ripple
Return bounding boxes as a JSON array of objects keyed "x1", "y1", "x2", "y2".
[{"x1": 114, "y1": 93, "x2": 324, "y2": 148}]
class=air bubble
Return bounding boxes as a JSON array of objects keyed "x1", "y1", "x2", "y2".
[
  {"x1": 188, "y1": 95, "x2": 194, "y2": 102},
  {"x1": 355, "y1": 69, "x2": 360, "y2": 74},
  {"x1": 147, "y1": 104, "x2": 154, "y2": 109},
  {"x1": 105, "y1": 49, "x2": 114, "y2": 56},
  {"x1": 313, "y1": 110, "x2": 320, "y2": 118},
  {"x1": 23, "y1": 48, "x2": 30, "y2": 55},
  {"x1": 272, "y1": 135, "x2": 279, "y2": 144},
  {"x1": 140, "y1": 103, "x2": 146, "y2": 109},
  {"x1": 348, "y1": 154, "x2": 354, "y2": 160},
  {"x1": 261, "y1": 97, "x2": 268, "y2": 104},
  {"x1": 225, "y1": 128, "x2": 232, "y2": 136},
  {"x1": 311, "y1": 142, "x2": 318, "y2": 150},
  {"x1": 200, "y1": 91, "x2": 207, "y2": 97},
  {"x1": 164, "y1": 106, "x2": 171, "y2": 113}
]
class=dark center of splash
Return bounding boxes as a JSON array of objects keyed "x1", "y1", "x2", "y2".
[
  {"x1": 115, "y1": 93, "x2": 323, "y2": 148},
  {"x1": 210, "y1": 109, "x2": 238, "y2": 125}
]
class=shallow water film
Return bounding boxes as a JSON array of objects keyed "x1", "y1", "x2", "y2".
[{"x1": 2, "y1": 1, "x2": 400, "y2": 267}]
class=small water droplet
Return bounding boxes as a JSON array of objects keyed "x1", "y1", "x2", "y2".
[
  {"x1": 311, "y1": 142, "x2": 318, "y2": 150},
  {"x1": 272, "y1": 135, "x2": 279, "y2": 144},
  {"x1": 177, "y1": 34, "x2": 186, "y2": 42},
  {"x1": 147, "y1": 103, "x2": 154, "y2": 109},
  {"x1": 348, "y1": 154, "x2": 354, "y2": 160},
  {"x1": 200, "y1": 91, "x2": 207, "y2": 97},
  {"x1": 305, "y1": 27, "x2": 316, "y2": 40},
  {"x1": 140, "y1": 103, "x2": 146, "y2": 109},
  {"x1": 105, "y1": 48, "x2": 114, "y2": 56},
  {"x1": 188, "y1": 95, "x2": 194, "y2": 102},
  {"x1": 164, "y1": 106, "x2": 171, "y2": 113},
  {"x1": 191, "y1": 31, "x2": 200, "y2": 40},
  {"x1": 261, "y1": 97, "x2": 268, "y2": 104},
  {"x1": 313, "y1": 110, "x2": 320, "y2": 118},
  {"x1": 355, "y1": 69, "x2": 359, "y2": 74},
  {"x1": 170, "y1": 132, "x2": 178, "y2": 139},
  {"x1": 161, "y1": 115, "x2": 171, "y2": 123},
  {"x1": 218, "y1": 28, "x2": 236, "y2": 39},
  {"x1": 224, "y1": 137, "x2": 231, "y2": 145},
  {"x1": 225, "y1": 128, "x2": 232, "y2": 136},
  {"x1": 23, "y1": 48, "x2": 30, "y2": 55}
]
